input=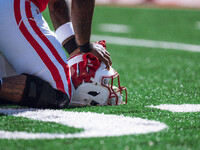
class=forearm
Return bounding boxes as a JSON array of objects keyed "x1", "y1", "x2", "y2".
[
  {"x1": 71, "y1": 0, "x2": 95, "y2": 45},
  {"x1": 48, "y1": 0, "x2": 71, "y2": 31},
  {"x1": 48, "y1": 0, "x2": 79, "y2": 55}
]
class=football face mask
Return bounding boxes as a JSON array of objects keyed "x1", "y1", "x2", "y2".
[{"x1": 67, "y1": 53, "x2": 127, "y2": 106}]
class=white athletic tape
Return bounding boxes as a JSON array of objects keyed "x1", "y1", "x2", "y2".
[{"x1": 55, "y1": 22, "x2": 75, "y2": 44}]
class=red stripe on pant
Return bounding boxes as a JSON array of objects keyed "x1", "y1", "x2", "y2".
[
  {"x1": 14, "y1": 0, "x2": 72, "y2": 100},
  {"x1": 14, "y1": 0, "x2": 21, "y2": 25},
  {"x1": 25, "y1": 1, "x2": 72, "y2": 99}
]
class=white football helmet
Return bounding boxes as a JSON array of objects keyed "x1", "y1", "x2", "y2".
[{"x1": 67, "y1": 53, "x2": 127, "y2": 106}]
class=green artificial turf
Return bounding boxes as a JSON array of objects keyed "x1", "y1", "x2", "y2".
[
  {"x1": 0, "y1": 6, "x2": 200, "y2": 150},
  {"x1": 0, "y1": 115, "x2": 82, "y2": 134}
]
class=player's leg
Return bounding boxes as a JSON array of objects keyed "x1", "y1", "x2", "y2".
[
  {"x1": 0, "y1": 0, "x2": 72, "y2": 101},
  {"x1": 0, "y1": 52, "x2": 24, "y2": 103},
  {"x1": 0, "y1": 75, "x2": 26, "y2": 103},
  {"x1": 0, "y1": 50, "x2": 69, "y2": 108},
  {"x1": 0, "y1": 74, "x2": 70, "y2": 108}
]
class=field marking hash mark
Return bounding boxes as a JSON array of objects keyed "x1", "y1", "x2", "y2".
[{"x1": 98, "y1": 24, "x2": 131, "y2": 33}]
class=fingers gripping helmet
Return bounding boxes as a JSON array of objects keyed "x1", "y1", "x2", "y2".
[{"x1": 68, "y1": 53, "x2": 127, "y2": 106}]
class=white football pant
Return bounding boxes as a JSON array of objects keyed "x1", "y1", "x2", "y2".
[
  {"x1": 0, "y1": 0, "x2": 72, "y2": 100},
  {"x1": 0, "y1": 52, "x2": 17, "y2": 78}
]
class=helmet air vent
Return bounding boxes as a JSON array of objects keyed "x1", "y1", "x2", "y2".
[{"x1": 88, "y1": 91, "x2": 100, "y2": 97}]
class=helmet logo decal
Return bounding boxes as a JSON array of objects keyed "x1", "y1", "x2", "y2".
[{"x1": 70, "y1": 54, "x2": 100, "y2": 89}]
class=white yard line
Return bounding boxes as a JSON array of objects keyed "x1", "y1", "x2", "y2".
[
  {"x1": 148, "y1": 104, "x2": 200, "y2": 113},
  {"x1": 98, "y1": 24, "x2": 131, "y2": 33},
  {"x1": 91, "y1": 35, "x2": 200, "y2": 52},
  {"x1": 0, "y1": 109, "x2": 167, "y2": 139}
]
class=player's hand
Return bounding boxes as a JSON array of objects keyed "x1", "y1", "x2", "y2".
[{"x1": 90, "y1": 42, "x2": 112, "y2": 70}]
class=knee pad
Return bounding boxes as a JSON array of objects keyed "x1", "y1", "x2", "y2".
[{"x1": 20, "y1": 74, "x2": 70, "y2": 109}]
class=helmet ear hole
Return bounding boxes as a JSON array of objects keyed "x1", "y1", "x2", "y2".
[{"x1": 88, "y1": 91, "x2": 100, "y2": 97}]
